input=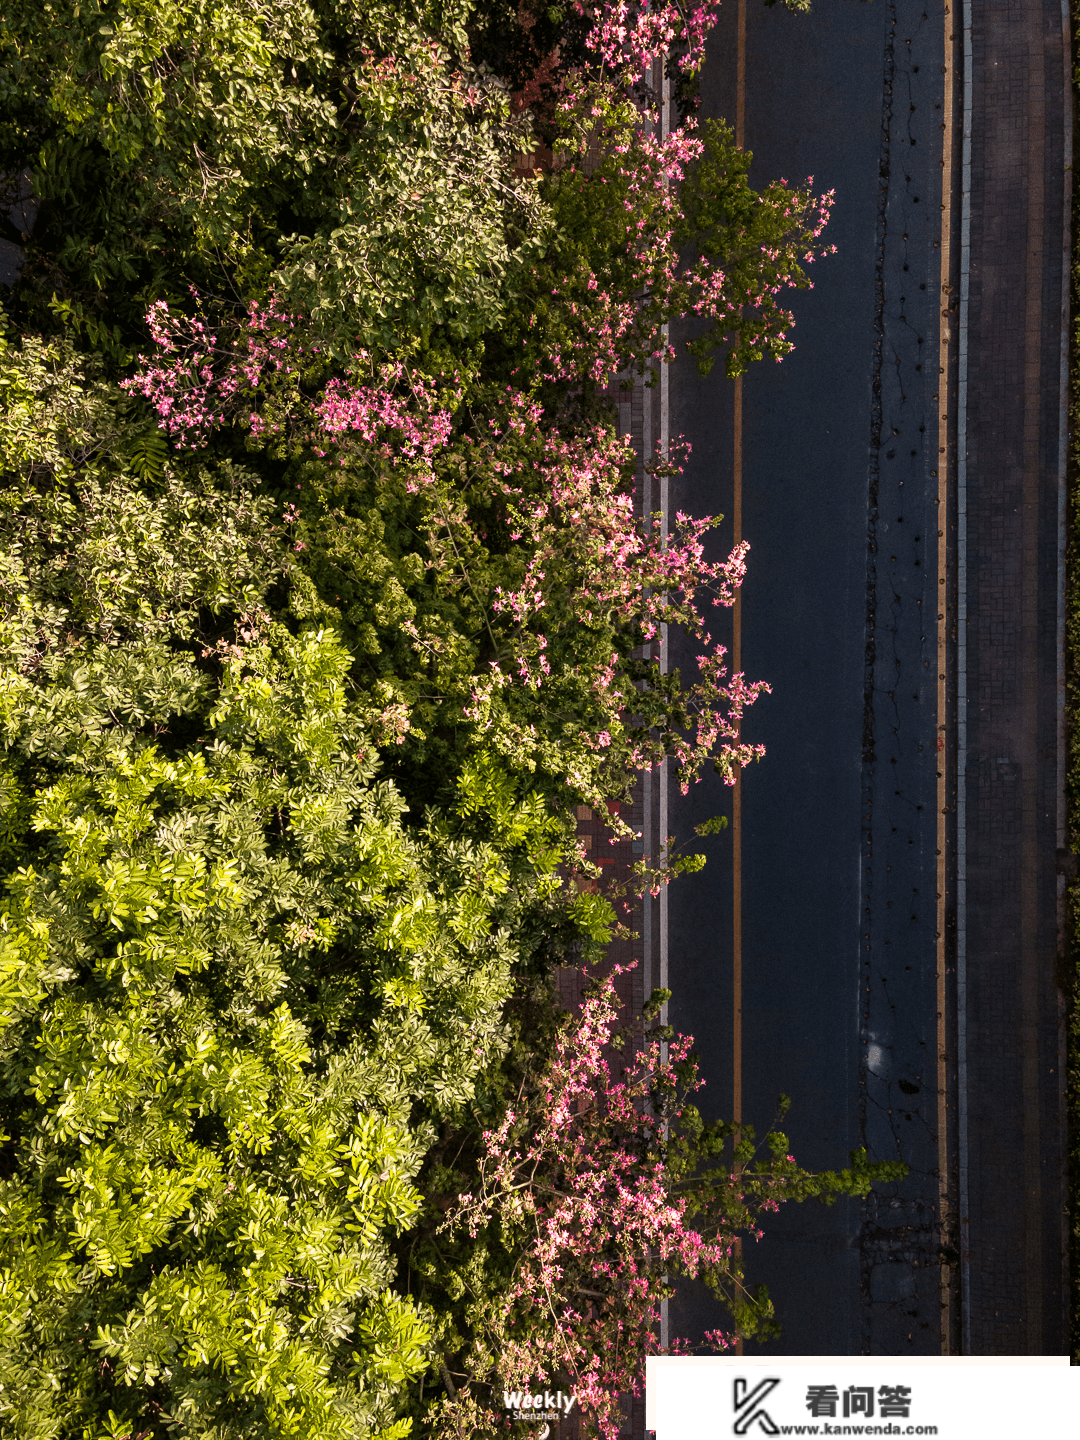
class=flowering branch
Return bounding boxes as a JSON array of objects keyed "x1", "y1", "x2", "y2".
[{"x1": 427, "y1": 967, "x2": 906, "y2": 1438}]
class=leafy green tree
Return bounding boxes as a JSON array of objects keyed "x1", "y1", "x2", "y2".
[
  {"x1": 0, "y1": 329, "x2": 583, "y2": 1438},
  {"x1": 0, "y1": 0, "x2": 544, "y2": 361}
]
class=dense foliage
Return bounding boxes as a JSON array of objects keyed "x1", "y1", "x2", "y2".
[
  {"x1": 0, "y1": 0, "x2": 542, "y2": 362},
  {"x1": 0, "y1": 3, "x2": 903, "y2": 1437},
  {"x1": 0, "y1": 329, "x2": 598, "y2": 1437}
]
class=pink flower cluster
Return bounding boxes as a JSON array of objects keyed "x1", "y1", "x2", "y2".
[
  {"x1": 123, "y1": 296, "x2": 300, "y2": 446},
  {"x1": 583, "y1": 0, "x2": 722, "y2": 81},
  {"x1": 316, "y1": 372, "x2": 452, "y2": 461},
  {"x1": 486, "y1": 418, "x2": 769, "y2": 797},
  {"x1": 312, "y1": 364, "x2": 457, "y2": 488},
  {"x1": 442, "y1": 965, "x2": 787, "y2": 1437},
  {"x1": 125, "y1": 300, "x2": 457, "y2": 487}
]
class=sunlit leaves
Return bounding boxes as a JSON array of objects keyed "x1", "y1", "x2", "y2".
[{"x1": 0, "y1": 341, "x2": 580, "y2": 1438}]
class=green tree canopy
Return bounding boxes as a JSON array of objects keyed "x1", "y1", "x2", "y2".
[
  {"x1": 0, "y1": 330, "x2": 580, "y2": 1438},
  {"x1": 0, "y1": 0, "x2": 544, "y2": 360}
]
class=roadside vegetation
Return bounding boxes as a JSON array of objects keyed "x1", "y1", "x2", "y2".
[{"x1": 0, "y1": 2, "x2": 903, "y2": 1434}]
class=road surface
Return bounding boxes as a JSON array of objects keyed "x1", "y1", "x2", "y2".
[{"x1": 665, "y1": 0, "x2": 1070, "y2": 1355}]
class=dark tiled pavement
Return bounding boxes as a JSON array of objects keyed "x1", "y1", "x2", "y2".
[{"x1": 958, "y1": 0, "x2": 1070, "y2": 1355}]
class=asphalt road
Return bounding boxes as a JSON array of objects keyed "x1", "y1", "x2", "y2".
[{"x1": 667, "y1": 0, "x2": 954, "y2": 1355}]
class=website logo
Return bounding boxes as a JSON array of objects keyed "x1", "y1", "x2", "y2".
[{"x1": 733, "y1": 1377, "x2": 781, "y2": 1435}]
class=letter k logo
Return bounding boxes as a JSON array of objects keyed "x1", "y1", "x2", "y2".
[{"x1": 732, "y1": 1377, "x2": 780, "y2": 1435}]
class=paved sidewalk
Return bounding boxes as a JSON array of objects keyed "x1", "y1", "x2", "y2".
[{"x1": 957, "y1": 0, "x2": 1071, "y2": 1355}]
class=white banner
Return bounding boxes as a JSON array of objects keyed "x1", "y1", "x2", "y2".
[{"x1": 645, "y1": 1356, "x2": 1076, "y2": 1438}]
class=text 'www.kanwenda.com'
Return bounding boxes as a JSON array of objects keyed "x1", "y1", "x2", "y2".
[{"x1": 775, "y1": 1427, "x2": 939, "y2": 1435}]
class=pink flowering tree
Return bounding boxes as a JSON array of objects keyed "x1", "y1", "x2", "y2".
[
  {"x1": 526, "y1": 106, "x2": 835, "y2": 390},
  {"x1": 117, "y1": 0, "x2": 839, "y2": 842},
  {"x1": 411, "y1": 967, "x2": 904, "y2": 1439},
  {"x1": 474, "y1": 0, "x2": 836, "y2": 394},
  {"x1": 125, "y1": 309, "x2": 768, "y2": 819},
  {"x1": 507, "y1": 88, "x2": 835, "y2": 395},
  {"x1": 116, "y1": 0, "x2": 836, "y2": 834}
]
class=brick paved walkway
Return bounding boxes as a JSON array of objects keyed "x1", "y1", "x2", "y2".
[{"x1": 958, "y1": 0, "x2": 1070, "y2": 1354}]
